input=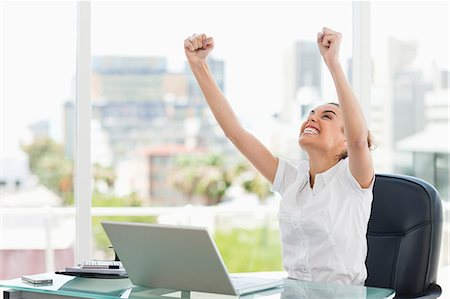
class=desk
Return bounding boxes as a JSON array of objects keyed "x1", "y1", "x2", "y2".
[{"x1": 1, "y1": 273, "x2": 395, "y2": 299}]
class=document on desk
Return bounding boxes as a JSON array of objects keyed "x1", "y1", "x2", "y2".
[
  {"x1": 64, "y1": 260, "x2": 127, "y2": 275},
  {"x1": 0, "y1": 273, "x2": 75, "y2": 291}
]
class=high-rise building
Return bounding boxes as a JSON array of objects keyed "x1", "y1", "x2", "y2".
[
  {"x1": 426, "y1": 68, "x2": 450, "y2": 126},
  {"x1": 92, "y1": 56, "x2": 187, "y2": 103},
  {"x1": 278, "y1": 41, "x2": 323, "y2": 160},
  {"x1": 283, "y1": 41, "x2": 322, "y2": 123},
  {"x1": 64, "y1": 55, "x2": 228, "y2": 171},
  {"x1": 388, "y1": 38, "x2": 425, "y2": 142},
  {"x1": 91, "y1": 56, "x2": 186, "y2": 163},
  {"x1": 84, "y1": 56, "x2": 228, "y2": 203},
  {"x1": 186, "y1": 58, "x2": 224, "y2": 100},
  {"x1": 183, "y1": 58, "x2": 227, "y2": 151},
  {"x1": 392, "y1": 70, "x2": 429, "y2": 142},
  {"x1": 395, "y1": 81, "x2": 449, "y2": 199},
  {"x1": 387, "y1": 48, "x2": 449, "y2": 200},
  {"x1": 371, "y1": 37, "x2": 422, "y2": 172}
]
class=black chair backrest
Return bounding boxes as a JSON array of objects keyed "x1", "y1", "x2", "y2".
[{"x1": 365, "y1": 174, "x2": 443, "y2": 297}]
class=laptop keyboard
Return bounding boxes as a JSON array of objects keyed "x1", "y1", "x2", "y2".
[{"x1": 230, "y1": 276, "x2": 271, "y2": 289}]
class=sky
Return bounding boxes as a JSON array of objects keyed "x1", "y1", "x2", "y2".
[{"x1": 1, "y1": 1, "x2": 449, "y2": 158}]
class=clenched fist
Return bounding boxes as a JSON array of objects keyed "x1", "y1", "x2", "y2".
[
  {"x1": 184, "y1": 33, "x2": 215, "y2": 65},
  {"x1": 317, "y1": 27, "x2": 342, "y2": 67}
]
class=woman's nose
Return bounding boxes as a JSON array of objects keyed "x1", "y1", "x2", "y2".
[{"x1": 308, "y1": 114, "x2": 318, "y2": 122}]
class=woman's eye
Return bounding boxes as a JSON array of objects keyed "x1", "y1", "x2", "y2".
[{"x1": 323, "y1": 115, "x2": 331, "y2": 119}]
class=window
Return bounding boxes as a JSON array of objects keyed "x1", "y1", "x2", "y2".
[
  {"x1": 371, "y1": 1, "x2": 449, "y2": 294},
  {"x1": 1, "y1": 2, "x2": 77, "y2": 279},
  {"x1": 90, "y1": 1, "x2": 352, "y2": 271},
  {"x1": 2, "y1": 1, "x2": 447, "y2": 288}
]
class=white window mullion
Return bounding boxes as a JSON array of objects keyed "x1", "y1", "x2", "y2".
[
  {"x1": 75, "y1": 0, "x2": 91, "y2": 264},
  {"x1": 352, "y1": 1, "x2": 372, "y2": 126}
]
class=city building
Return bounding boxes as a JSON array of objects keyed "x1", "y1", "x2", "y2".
[
  {"x1": 63, "y1": 55, "x2": 230, "y2": 204},
  {"x1": 283, "y1": 41, "x2": 322, "y2": 124},
  {"x1": 136, "y1": 144, "x2": 206, "y2": 205},
  {"x1": 396, "y1": 69, "x2": 449, "y2": 200},
  {"x1": 371, "y1": 37, "x2": 423, "y2": 173}
]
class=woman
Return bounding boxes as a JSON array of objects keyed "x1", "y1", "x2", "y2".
[{"x1": 184, "y1": 27, "x2": 374, "y2": 286}]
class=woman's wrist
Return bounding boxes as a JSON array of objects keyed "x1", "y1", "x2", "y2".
[
  {"x1": 325, "y1": 59, "x2": 342, "y2": 73},
  {"x1": 189, "y1": 59, "x2": 208, "y2": 70},
  {"x1": 189, "y1": 59, "x2": 211, "y2": 80}
]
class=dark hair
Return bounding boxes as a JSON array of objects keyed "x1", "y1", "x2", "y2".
[{"x1": 327, "y1": 102, "x2": 376, "y2": 161}]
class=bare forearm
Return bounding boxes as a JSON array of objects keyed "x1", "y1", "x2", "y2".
[
  {"x1": 184, "y1": 33, "x2": 278, "y2": 183},
  {"x1": 189, "y1": 61, "x2": 244, "y2": 141},
  {"x1": 318, "y1": 27, "x2": 373, "y2": 186},
  {"x1": 328, "y1": 62, "x2": 368, "y2": 145}
]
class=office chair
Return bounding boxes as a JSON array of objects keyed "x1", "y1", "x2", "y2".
[{"x1": 365, "y1": 174, "x2": 444, "y2": 299}]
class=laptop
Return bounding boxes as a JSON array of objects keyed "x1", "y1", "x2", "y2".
[{"x1": 101, "y1": 221, "x2": 284, "y2": 295}]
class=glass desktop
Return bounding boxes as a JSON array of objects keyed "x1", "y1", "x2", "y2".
[{"x1": 1, "y1": 273, "x2": 395, "y2": 299}]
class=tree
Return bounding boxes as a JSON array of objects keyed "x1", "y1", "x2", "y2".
[
  {"x1": 170, "y1": 153, "x2": 234, "y2": 205},
  {"x1": 241, "y1": 171, "x2": 272, "y2": 203},
  {"x1": 93, "y1": 163, "x2": 116, "y2": 192},
  {"x1": 170, "y1": 155, "x2": 202, "y2": 202},
  {"x1": 22, "y1": 138, "x2": 74, "y2": 205},
  {"x1": 232, "y1": 161, "x2": 272, "y2": 203},
  {"x1": 171, "y1": 154, "x2": 273, "y2": 205}
]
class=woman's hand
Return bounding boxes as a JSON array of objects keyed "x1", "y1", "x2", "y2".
[
  {"x1": 317, "y1": 27, "x2": 342, "y2": 68},
  {"x1": 184, "y1": 33, "x2": 214, "y2": 66}
]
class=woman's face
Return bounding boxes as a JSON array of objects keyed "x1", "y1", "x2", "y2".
[{"x1": 298, "y1": 104, "x2": 346, "y2": 157}]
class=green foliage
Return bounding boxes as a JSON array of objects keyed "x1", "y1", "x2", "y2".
[
  {"x1": 93, "y1": 216, "x2": 157, "y2": 260},
  {"x1": 171, "y1": 154, "x2": 274, "y2": 205},
  {"x1": 21, "y1": 138, "x2": 131, "y2": 206},
  {"x1": 93, "y1": 163, "x2": 116, "y2": 189},
  {"x1": 233, "y1": 161, "x2": 272, "y2": 203},
  {"x1": 92, "y1": 193, "x2": 146, "y2": 259},
  {"x1": 232, "y1": 162, "x2": 249, "y2": 177},
  {"x1": 22, "y1": 138, "x2": 74, "y2": 205},
  {"x1": 242, "y1": 172, "x2": 272, "y2": 203},
  {"x1": 214, "y1": 227, "x2": 283, "y2": 272},
  {"x1": 170, "y1": 153, "x2": 234, "y2": 205},
  {"x1": 92, "y1": 191, "x2": 142, "y2": 207}
]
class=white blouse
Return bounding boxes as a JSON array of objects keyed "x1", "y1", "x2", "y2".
[{"x1": 272, "y1": 157, "x2": 374, "y2": 286}]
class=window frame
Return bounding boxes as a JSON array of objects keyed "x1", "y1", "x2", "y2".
[{"x1": 75, "y1": 1, "x2": 92, "y2": 263}]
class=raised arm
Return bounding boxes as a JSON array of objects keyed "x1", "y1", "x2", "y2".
[
  {"x1": 184, "y1": 34, "x2": 278, "y2": 183},
  {"x1": 317, "y1": 27, "x2": 374, "y2": 188}
]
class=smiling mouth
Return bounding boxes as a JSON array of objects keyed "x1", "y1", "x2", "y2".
[{"x1": 303, "y1": 127, "x2": 320, "y2": 135}]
